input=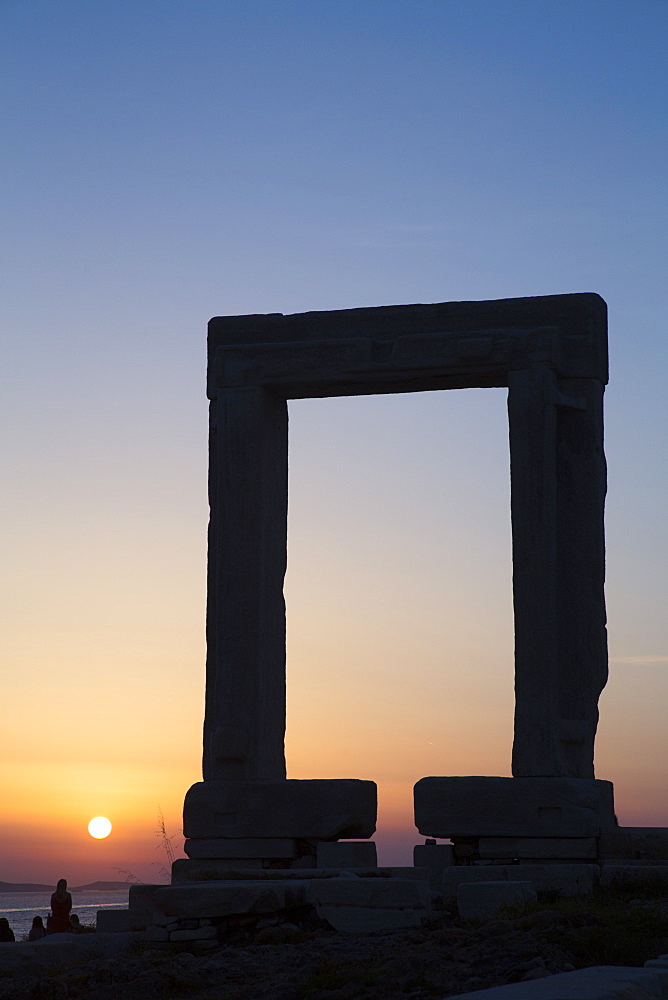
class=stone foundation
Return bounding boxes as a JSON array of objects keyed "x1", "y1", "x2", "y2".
[{"x1": 141, "y1": 873, "x2": 432, "y2": 945}]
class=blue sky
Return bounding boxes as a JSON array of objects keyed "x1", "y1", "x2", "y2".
[{"x1": 1, "y1": 1, "x2": 666, "y2": 878}]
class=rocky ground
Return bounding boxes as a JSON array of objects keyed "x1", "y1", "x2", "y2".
[{"x1": 1, "y1": 894, "x2": 667, "y2": 1000}]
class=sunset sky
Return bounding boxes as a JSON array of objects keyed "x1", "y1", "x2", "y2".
[{"x1": 1, "y1": 0, "x2": 666, "y2": 884}]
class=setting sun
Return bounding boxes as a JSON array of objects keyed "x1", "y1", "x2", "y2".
[{"x1": 88, "y1": 816, "x2": 112, "y2": 839}]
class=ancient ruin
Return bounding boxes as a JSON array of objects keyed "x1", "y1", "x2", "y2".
[
  {"x1": 204, "y1": 294, "x2": 609, "y2": 784},
  {"x1": 134, "y1": 294, "x2": 668, "y2": 942},
  {"x1": 180, "y1": 293, "x2": 612, "y2": 867}
]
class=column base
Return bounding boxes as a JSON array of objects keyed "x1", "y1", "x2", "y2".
[
  {"x1": 414, "y1": 775, "x2": 616, "y2": 840},
  {"x1": 183, "y1": 779, "x2": 377, "y2": 849}
]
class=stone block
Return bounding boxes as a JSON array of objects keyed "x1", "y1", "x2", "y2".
[
  {"x1": 414, "y1": 776, "x2": 615, "y2": 838},
  {"x1": 0, "y1": 934, "x2": 144, "y2": 977},
  {"x1": 517, "y1": 865, "x2": 600, "y2": 897},
  {"x1": 152, "y1": 882, "x2": 286, "y2": 919},
  {"x1": 305, "y1": 876, "x2": 431, "y2": 934},
  {"x1": 448, "y1": 965, "x2": 668, "y2": 999},
  {"x1": 145, "y1": 925, "x2": 169, "y2": 941},
  {"x1": 441, "y1": 864, "x2": 599, "y2": 901},
  {"x1": 172, "y1": 859, "x2": 265, "y2": 882},
  {"x1": 96, "y1": 909, "x2": 131, "y2": 933},
  {"x1": 170, "y1": 925, "x2": 218, "y2": 941},
  {"x1": 599, "y1": 827, "x2": 668, "y2": 861},
  {"x1": 171, "y1": 864, "x2": 427, "y2": 884},
  {"x1": 601, "y1": 865, "x2": 668, "y2": 893},
  {"x1": 441, "y1": 867, "x2": 513, "y2": 901},
  {"x1": 316, "y1": 906, "x2": 425, "y2": 933},
  {"x1": 290, "y1": 854, "x2": 317, "y2": 869},
  {"x1": 378, "y1": 866, "x2": 430, "y2": 881},
  {"x1": 413, "y1": 843, "x2": 455, "y2": 868},
  {"x1": 0, "y1": 942, "x2": 71, "y2": 977},
  {"x1": 478, "y1": 837, "x2": 597, "y2": 860},
  {"x1": 316, "y1": 841, "x2": 377, "y2": 868},
  {"x1": 128, "y1": 884, "x2": 165, "y2": 930},
  {"x1": 457, "y1": 881, "x2": 537, "y2": 921},
  {"x1": 184, "y1": 837, "x2": 297, "y2": 859},
  {"x1": 306, "y1": 877, "x2": 430, "y2": 910},
  {"x1": 184, "y1": 778, "x2": 376, "y2": 839},
  {"x1": 645, "y1": 957, "x2": 668, "y2": 969}
]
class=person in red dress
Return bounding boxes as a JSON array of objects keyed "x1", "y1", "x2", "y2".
[{"x1": 49, "y1": 879, "x2": 72, "y2": 933}]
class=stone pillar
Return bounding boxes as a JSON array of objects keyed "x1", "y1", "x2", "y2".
[
  {"x1": 203, "y1": 386, "x2": 288, "y2": 781},
  {"x1": 508, "y1": 369, "x2": 607, "y2": 778},
  {"x1": 554, "y1": 376, "x2": 608, "y2": 777},
  {"x1": 183, "y1": 379, "x2": 376, "y2": 873}
]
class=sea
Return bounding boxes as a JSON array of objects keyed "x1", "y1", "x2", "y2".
[{"x1": 0, "y1": 890, "x2": 130, "y2": 939}]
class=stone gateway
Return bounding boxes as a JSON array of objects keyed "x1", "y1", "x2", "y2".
[
  {"x1": 118, "y1": 293, "x2": 668, "y2": 947},
  {"x1": 181, "y1": 293, "x2": 614, "y2": 870}
]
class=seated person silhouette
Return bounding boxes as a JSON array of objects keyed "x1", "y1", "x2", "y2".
[
  {"x1": 28, "y1": 915, "x2": 47, "y2": 940},
  {"x1": 0, "y1": 918, "x2": 15, "y2": 942}
]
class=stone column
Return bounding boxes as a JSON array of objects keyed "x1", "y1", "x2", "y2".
[
  {"x1": 554, "y1": 376, "x2": 608, "y2": 777},
  {"x1": 508, "y1": 369, "x2": 607, "y2": 778},
  {"x1": 203, "y1": 386, "x2": 288, "y2": 781},
  {"x1": 508, "y1": 366, "x2": 560, "y2": 777}
]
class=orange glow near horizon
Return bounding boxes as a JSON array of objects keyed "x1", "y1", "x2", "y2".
[{"x1": 2, "y1": 392, "x2": 666, "y2": 885}]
